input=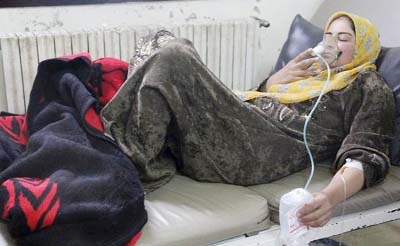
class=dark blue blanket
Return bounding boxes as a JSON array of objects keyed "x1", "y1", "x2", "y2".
[{"x1": 0, "y1": 55, "x2": 147, "y2": 245}]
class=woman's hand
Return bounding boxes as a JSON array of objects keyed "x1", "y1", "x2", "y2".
[
  {"x1": 266, "y1": 48, "x2": 319, "y2": 90},
  {"x1": 297, "y1": 192, "x2": 334, "y2": 227},
  {"x1": 296, "y1": 166, "x2": 365, "y2": 228}
]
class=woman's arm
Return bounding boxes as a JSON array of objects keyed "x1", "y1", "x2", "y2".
[
  {"x1": 297, "y1": 166, "x2": 364, "y2": 227},
  {"x1": 297, "y1": 73, "x2": 395, "y2": 227},
  {"x1": 265, "y1": 48, "x2": 318, "y2": 90}
]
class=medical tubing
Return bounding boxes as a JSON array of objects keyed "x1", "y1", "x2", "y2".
[
  {"x1": 303, "y1": 54, "x2": 331, "y2": 190},
  {"x1": 338, "y1": 174, "x2": 347, "y2": 246}
]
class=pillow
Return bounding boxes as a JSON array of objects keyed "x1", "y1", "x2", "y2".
[
  {"x1": 274, "y1": 14, "x2": 400, "y2": 166},
  {"x1": 273, "y1": 14, "x2": 324, "y2": 73},
  {"x1": 375, "y1": 47, "x2": 400, "y2": 165},
  {"x1": 376, "y1": 47, "x2": 400, "y2": 116}
]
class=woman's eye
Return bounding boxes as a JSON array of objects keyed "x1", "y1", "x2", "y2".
[{"x1": 337, "y1": 34, "x2": 353, "y2": 42}]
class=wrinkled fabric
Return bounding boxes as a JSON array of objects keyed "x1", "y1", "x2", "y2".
[
  {"x1": 0, "y1": 56, "x2": 146, "y2": 246},
  {"x1": 101, "y1": 38, "x2": 395, "y2": 192}
]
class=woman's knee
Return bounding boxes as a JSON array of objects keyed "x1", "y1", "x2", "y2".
[{"x1": 157, "y1": 38, "x2": 198, "y2": 61}]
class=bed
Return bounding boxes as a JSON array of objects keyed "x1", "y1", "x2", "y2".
[{"x1": 1, "y1": 14, "x2": 399, "y2": 246}]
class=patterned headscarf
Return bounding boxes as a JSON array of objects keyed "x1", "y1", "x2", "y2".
[{"x1": 239, "y1": 11, "x2": 380, "y2": 104}]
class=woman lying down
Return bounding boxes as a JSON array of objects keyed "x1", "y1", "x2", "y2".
[{"x1": 101, "y1": 11, "x2": 395, "y2": 228}]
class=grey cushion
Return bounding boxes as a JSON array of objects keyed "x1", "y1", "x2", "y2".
[
  {"x1": 249, "y1": 163, "x2": 400, "y2": 223},
  {"x1": 273, "y1": 14, "x2": 323, "y2": 73},
  {"x1": 137, "y1": 175, "x2": 271, "y2": 246},
  {"x1": 375, "y1": 47, "x2": 400, "y2": 165}
]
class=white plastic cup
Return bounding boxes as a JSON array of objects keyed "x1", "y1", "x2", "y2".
[{"x1": 279, "y1": 188, "x2": 314, "y2": 246}]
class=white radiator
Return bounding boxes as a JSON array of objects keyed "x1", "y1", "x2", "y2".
[{"x1": 0, "y1": 18, "x2": 264, "y2": 114}]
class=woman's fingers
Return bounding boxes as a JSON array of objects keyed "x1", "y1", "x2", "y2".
[
  {"x1": 292, "y1": 68, "x2": 319, "y2": 78},
  {"x1": 307, "y1": 212, "x2": 332, "y2": 227},
  {"x1": 304, "y1": 69, "x2": 320, "y2": 77},
  {"x1": 288, "y1": 51, "x2": 319, "y2": 79},
  {"x1": 297, "y1": 192, "x2": 333, "y2": 227},
  {"x1": 299, "y1": 204, "x2": 331, "y2": 224},
  {"x1": 267, "y1": 49, "x2": 320, "y2": 87},
  {"x1": 297, "y1": 199, "x2": 320, "y2": 217},
  {"x1": 298, "y1": 57, "x2": 319, "y2": 69},
  {"x1": 292, "y1": 48, "x2": 314, "y2": 62}
]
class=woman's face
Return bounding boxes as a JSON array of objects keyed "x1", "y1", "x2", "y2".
[{"x1": 324, "y1": 16, "x2": 356, "y2": 68}]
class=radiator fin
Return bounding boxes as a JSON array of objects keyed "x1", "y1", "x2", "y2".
[{"x1": 0, "y1": 19, "x2": 261, "y2": 114}]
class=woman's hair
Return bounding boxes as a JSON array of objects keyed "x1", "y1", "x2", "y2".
[{"x1": 332, "y1": 15, "x2": 356, "y2": 33}]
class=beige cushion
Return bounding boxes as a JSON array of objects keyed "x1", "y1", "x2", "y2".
[
  {"x1": 249, "y1": 163, "x2": 400, "y2": 223},
  {"x1": 137, "y1": 175, "x2": 271, "y2": 246},
  {"x1": 0, "y1": 222, "x2": 14, "y2": 246},
  {"x1": 0, "y1": 175, "x2": 270, "y2": 246}
]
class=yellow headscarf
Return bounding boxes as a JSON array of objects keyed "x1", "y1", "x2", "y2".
[{"x1": 238, "y1": 11, "x2": 380, "y2": 104}]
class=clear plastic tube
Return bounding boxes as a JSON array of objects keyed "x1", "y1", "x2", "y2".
[{"x1": 303, "y1": 53, "x2": 331, "y2": 190}]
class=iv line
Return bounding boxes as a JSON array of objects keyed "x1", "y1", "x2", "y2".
[{"x1": 338, "y1": 173, "x2": 347, "y2": 246}]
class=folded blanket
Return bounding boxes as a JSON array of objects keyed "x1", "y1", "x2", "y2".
[{"x1": 0, "y1": 54, "x2": 147, "y2": 246}]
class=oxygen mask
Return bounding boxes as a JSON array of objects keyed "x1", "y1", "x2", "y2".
[{"x1": 312, "y1": 34, "x2": 341, "y2": 68}]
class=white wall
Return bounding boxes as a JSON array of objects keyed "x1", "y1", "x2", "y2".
[
  {"x1": 0, "y1": 0, "x2": 324, "y2": 111},
  {"x1": 311, "y1": 0, "x2": 400, "y2": 47},
  {"x1": 0, "y1": 0, "x2": 323, "y2": 79}
]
